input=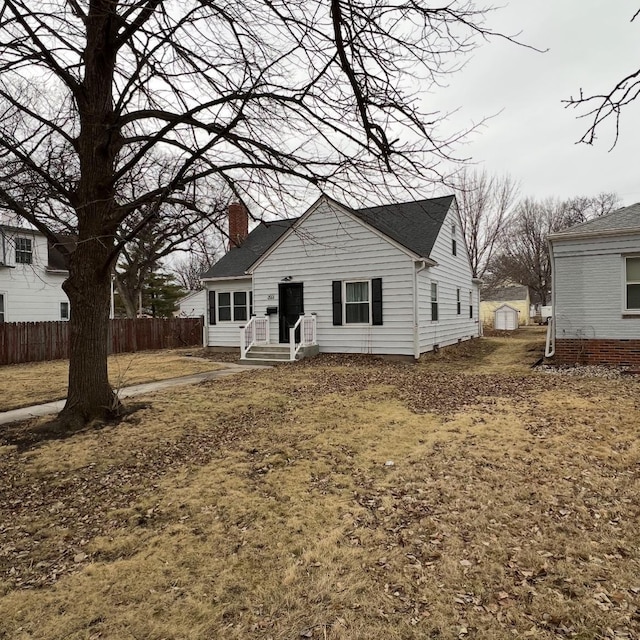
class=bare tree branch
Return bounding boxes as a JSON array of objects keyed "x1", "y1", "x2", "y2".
[
  {"x1": 454, "y1": 168, "x2": 518, "y2": 279},
  {"x1": 563, "y1": 9, "x2": 639, "y2": 148},
  {"x1": 0, "y1": 0, "x2": 527, "y2": 427}
]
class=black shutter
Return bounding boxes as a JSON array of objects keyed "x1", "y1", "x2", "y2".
[
  {"x1": 372, "y1": 278, "x2": 383, "y2": 325},
  {"x1": 332, "y1": 281, "x2": 342, "y2": 326},
  {"x1": 208, "y1": 290, "x2": 216, "y2": 325}
]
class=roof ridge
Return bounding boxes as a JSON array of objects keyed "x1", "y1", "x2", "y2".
[
  {"x1": 555, "y1": 202, "x2": 640, "y2": 234},
  {"x1": 357, "y1": 194, "x2": 455, "y2": 212}
]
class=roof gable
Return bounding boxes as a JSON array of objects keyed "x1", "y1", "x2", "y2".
[{"x1": 201, "y1": 194, "x2": 455, "y2": 279}]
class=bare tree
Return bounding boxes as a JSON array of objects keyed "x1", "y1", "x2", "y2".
[
  {"x1": 172, "y1": 231, "x2": 225, "y2": 292},
  {"x1": 453, "y1": 168, "x2": 518, "y2": 278},
  {"x1": 0, "y1": 0, "x2": 522, "y2": 429},
  {"x1": 564, "y1": 10, "x2": 640, "y2": 147},
  {"x1": 487, "y1": 193, "x2": 620, "y2": 304},
  {"x1": 113, "y1": 169, "x2": 228, "y2": 316},
  {"x1": 561, "y1": 192, "x2": 621, "y2": 222}
]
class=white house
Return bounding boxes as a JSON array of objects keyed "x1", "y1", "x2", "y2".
[
  {"x1": 0, "y1": 224, "x2": 70, "y2": 323},
  {"x1": 547, "y1": 202, "x2": 640, "y2": 366},
  {"x1": 201, "y1": 195, "x2": 481, "y2": 361}
]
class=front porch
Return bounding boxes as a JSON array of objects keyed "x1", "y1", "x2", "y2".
[{"x1": 239, "y1": 315, "x2": 318, "y2": 364}]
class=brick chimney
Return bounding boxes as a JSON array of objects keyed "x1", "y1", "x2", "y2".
[{"x1": 228, "y1": 202, "x2": 249, "y2": 249}]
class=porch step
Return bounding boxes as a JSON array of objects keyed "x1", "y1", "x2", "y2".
[
  {"x1": 248, "y1": 345, "x2": 292, "y2": 354},
  {"x1": 241, "y1": 344, "x2": 296, "y2": 364}
]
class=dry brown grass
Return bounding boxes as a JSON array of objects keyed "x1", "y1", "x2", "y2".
[
  {"x1": 0, "y1": 351, "x2": 223, "y2": 411},
  {"x1": 1, "y1": 336, "x2": 639, "y2": 640}
]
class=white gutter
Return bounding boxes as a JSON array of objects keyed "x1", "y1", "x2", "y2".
[
  {"x1": 200, "y1": 274, "x2": 252, "y2": 282},
  {"x1": 548, "y1": 227, "x2": 640, "y2": 242},
  {"x1": 545, "y1": 238, "x2": 556, "y2": 358},
  {"x1": 413, "y1": 259, "x2": 429, "y2": 359}
]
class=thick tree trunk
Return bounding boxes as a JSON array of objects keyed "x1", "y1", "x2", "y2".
[
  {"x1": 54, "y1": 0, "x2": 122, "y2": 430},
  {"x1": 114, "y1": 275, "x2": 139, "y2": 318},
  {"x1": 58, "y1": 238, "x2": 121, "y2": 430}
]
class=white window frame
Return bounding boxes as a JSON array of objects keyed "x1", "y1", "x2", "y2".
[
  {"x1": 624, "y1": 256, "x2": 640, "y2": 313},
  {"x1": 451, "y1": 223, "x2": 457, "y2": 256},
  {"x1": 60, "y1": 301, "x2": 70, "y2": 321},
  {"x1": 0, "y1": 292, "x2": 5, "y2": 323},
  {"x1": 15, "y1": 236, "x2": 33, "y2": 265},
  {"x1": 217, "y1": 290, "x2": 252, "y2": 322},
  {"x1": 344, "y1": 280, "x2": 371, "y2": 325},
  {"x1": 456, "y1": 288, "x2": 461, "y2": 315},
  {"x1": 469, "y1": 290, "x2": 473, "y2": 319},
  {"x1": 431, "y1": 281, "x2": 439, "y2": 322}
]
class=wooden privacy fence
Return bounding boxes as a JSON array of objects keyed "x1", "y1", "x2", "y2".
[{"x1": 0, "y1": 317, "x2": 204, "y2": 366}]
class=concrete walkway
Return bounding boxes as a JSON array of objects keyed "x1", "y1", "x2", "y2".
[{"x1": 0, "y1": 363, "x2": 270, "y2": 426}]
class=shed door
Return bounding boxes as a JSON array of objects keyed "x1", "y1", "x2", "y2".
[{"x1": 495, "y1": 307, "x2": 517, "y2": 331}]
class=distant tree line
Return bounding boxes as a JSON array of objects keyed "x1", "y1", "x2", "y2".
[{"x1": 455, "y1": 169, "x2": 620, "y2": 305}]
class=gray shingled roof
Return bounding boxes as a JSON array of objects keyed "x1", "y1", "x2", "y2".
[
  {"x1": 201, "y1": 219, "x2": 296, "y2": 278},
  {"x1": 481, "y1": 285, "x2": 529, "y2": 302},
  {"x1": 352, "y1": 195, "x2": 454, "y2": 259},
  {"x1": 551, "y1": 202, "x2": 640, "y2": 236},
  {"x1": 201, "y1": 195, "x2": 454, "y2": 279}
]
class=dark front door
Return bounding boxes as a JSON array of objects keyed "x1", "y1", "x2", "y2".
[{"x1": 279, "y1": 282, "x2": 304, "y2": 343}]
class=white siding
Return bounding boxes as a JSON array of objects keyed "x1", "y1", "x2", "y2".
[
  {"x1": 205, "y1": 278, "x2": 252, "y2": 347},
  {"x1": 253, "y1": 200, "x2": 416, "y2": 355},
  {"x1": 177, "y1": 290, "x2": 206, "y2": 318},
  {"x1": 418, "y1": 204, "x2": 480, "y2": 352},
  {"x1": 0, "y1": 229, "x2": 69, "y2": 322},
  {"x1": 552, "y1": 232, "x2": 640, "y2": 340}
]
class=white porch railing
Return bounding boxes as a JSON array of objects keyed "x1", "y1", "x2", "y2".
[
  {"x1": 240, "y1": 316, "x2": 270, "y2": 359},
  {"x1": 290, "y1": 314, "x2": 317, "y2": 360}
]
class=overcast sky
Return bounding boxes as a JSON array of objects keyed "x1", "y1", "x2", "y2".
[{"x1": 437, "y1": 0, "x2": 640, "y2": 206}]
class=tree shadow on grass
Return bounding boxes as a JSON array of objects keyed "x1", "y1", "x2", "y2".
[{"x1": 0, "y1": 403, "x2": 149, "y2": 453}]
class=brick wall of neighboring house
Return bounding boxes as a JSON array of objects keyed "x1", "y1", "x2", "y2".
[{"x1": 554, "y1": 338, "x2": 640, "y2": 367}]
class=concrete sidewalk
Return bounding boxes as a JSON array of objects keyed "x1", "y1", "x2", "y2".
[{"x1": 0, "y1": 363, "x2": 270, "y2": 426}]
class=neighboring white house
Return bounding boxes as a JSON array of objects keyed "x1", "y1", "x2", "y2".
[
  {"x1": 0, "y1": 225, "x2": 70, "y2": 323},
  {"x1": 201, "y1": 195, "x2": 481, "y2": 360},
  {"x1": 547, "y1": 202, "x2": 640, "y2": 366},
  {"x1": 176, "y1": 289, "x2": 207, "y2": 318}
]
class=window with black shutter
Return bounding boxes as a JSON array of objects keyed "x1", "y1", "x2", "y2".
[
  {"x1": 333, "y1": 279, "x2": 383, "y2": 326},
  {"x1": 345, "y1": 281, "x2": 369, "y2": 323}
]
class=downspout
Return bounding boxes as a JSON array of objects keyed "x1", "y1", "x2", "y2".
[
  {"x1": 413, "y1": 260, "x2": 428, "y2": 359},
  {"x1": 545, "y1": 238, "x2": 556, "y2": 358},
  {"x1": 472, "y1": 278, "x2": 483, "y2": 337}
]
